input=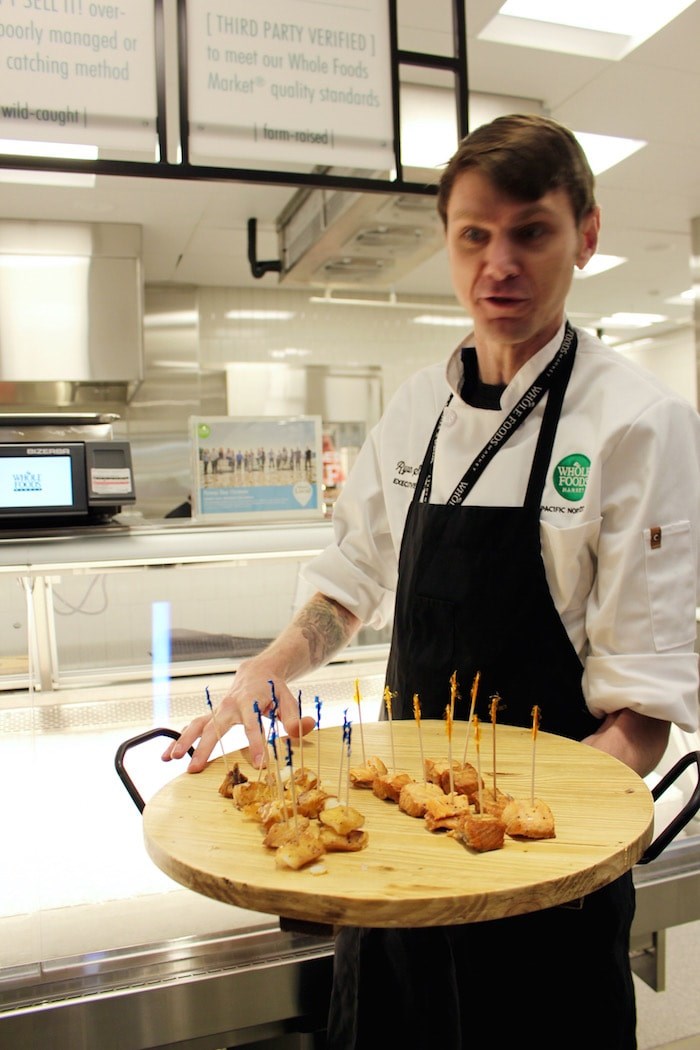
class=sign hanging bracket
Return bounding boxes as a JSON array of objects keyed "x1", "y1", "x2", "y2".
[{"x1": 247, "y1": 218, "x2": 282, "y2": 280}]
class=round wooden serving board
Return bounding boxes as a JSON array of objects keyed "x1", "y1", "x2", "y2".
[{"x1": 143, "y1": 720, "x2": 654, "y2": 928}]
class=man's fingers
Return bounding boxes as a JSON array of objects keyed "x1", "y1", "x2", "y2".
[
  {"x1": 240, "y1": 700, "x2": 269, "y2": 768},
  {"x1": 159, "y1": 675, "x2": 306, "y2": 774},
  {"x1": 186, "y1": 721, "x2": 220, "y2": 772},
  {"x1": 161, "y1": 715, "x2": 209, "y2": 761},
  {"x1": 286, "y1": 713, "x2": 317, "y2": 740}
]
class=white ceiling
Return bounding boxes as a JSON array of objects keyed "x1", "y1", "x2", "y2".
[{"x1": 2, "y1": 0, "x2": 700, "y2": 346}]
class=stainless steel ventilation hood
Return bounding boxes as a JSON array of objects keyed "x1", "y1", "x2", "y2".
[
  {"x1": 274, "y1": 92, "x2": 549, "y2": 290},
  {"x1": 276, "y1": 184, "x2": 444, "y2": 289},
  {"x1": 0, "y1": 221, "x2": 144, "y2": 408}
]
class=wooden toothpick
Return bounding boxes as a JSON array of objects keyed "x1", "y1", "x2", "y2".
[
  {"x1": 490, "y1": 693, "x2": 501, "y2": 797},
  {"x1": 473, "y1": 715, "x2": 483, "y2": 813},
  {"x1": 413, "y1": 694, "x2": 426, "y2": 783},
  {"x1": 461, "y1": 670, "x2": 481, "y2": 765},
  {"x1": 384, "y1": 686, "x2": 396, "y2": 771},
  {"x1": 531, "y1": 704, "x2": 541, "y2": 804},
  {"x1": 445, "y1": 703, "x2": 455, "y2": 798},
  {"x1": 354, "y1": 678, "x2": 367, "y2": 765},
  {"x1": 206, "y1": 686, "x2": 231, "y2": 774}
]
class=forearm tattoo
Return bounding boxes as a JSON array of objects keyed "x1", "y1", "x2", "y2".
[{"x1": 297, "y1": 596, "x2": 357, "y2": 666}]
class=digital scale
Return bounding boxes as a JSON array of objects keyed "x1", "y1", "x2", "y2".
[{"x1": 0, "y1": 413, "x2": 136, "y2": 528}]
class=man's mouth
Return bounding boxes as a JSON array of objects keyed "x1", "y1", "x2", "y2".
[{"x1": 484, "y1": 294, "x2": 526, "y2": 306}]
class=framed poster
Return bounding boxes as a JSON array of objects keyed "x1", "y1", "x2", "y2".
[{"x1": 190, "y1": 415, "x2": 323, "y2": 522}]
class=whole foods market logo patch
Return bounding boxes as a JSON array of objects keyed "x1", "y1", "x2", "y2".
[{"x1": 553, "y1": 453, "x2": 590, "y2": 502}]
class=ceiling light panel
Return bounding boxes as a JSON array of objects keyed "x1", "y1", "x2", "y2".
[
  {"x1": 479, "y1": 0, "x2": 696, "y2": 60},
  {"x1": 600, "y1": 312, "x2": 668, "y2": 327},
  {"x1": 0, "y1": 139, "x2": 99, "y2": 187},
  {"x1": 574, "y1": 254, "x2": 627, "y2": 278},
  {"x1": 573, "y1": 132, "x2": 646, "y2": 175},
  {"x1": 412, "y1": 314, "x2": 473, "y2": 327}
]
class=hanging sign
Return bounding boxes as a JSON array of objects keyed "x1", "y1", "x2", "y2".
[
  {"x1": 0, "y1": 0, "x2": 157, "y2": 154},
  {"x1": 186, "y1": 0, "x2": 394, "y2": 170}
]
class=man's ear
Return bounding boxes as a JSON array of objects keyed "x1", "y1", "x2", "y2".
[{"x1": 575, "y1": 206, "x2": 601, "y2": 271}]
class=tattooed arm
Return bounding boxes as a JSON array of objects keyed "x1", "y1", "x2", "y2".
[{"x1": 162, "y1": 593, "x2": 361, "y2": 771}]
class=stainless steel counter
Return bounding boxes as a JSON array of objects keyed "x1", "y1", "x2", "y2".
[
  {"x1": 0, "y1": 924, "x2": 334, "y2": 1050},
  {"x1": 0, "y1": 518, "x2": 335, "y2": 574}
]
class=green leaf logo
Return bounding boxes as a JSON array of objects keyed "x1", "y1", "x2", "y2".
[
  {"x1": 197, "y1": 423, "x2": 211, "y2": 439},
  {"x1": 553, "y1": 453, "x2": 591, "y2": 502}
]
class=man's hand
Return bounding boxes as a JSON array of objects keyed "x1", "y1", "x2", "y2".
[
  {"x1": 582, "y1": 708, "x2": 671, "y2": 777},
  {"x1": 161, "y1": 660, "x2": 316, "y2": 771},
  {"x1": 161, "y1": 592, "x2": 361, "y2": 771}
]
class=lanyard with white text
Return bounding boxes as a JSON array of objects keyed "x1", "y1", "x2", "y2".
[{"x1": 420, "y1": 323, "x2": 577, "y2": 506}]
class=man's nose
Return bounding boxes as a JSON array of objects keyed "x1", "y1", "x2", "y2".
[{"x1": 483, "y1": 235, "x2": 519, "y2": 280}]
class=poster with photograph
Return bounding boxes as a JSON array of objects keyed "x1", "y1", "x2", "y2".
[{"x1": 190, "y1": 415, "x2": 323, "y2": 522}]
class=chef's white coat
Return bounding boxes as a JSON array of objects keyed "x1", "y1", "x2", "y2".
[{"x1": 302, "y1": 323, "x2": 700, "y2": 732}]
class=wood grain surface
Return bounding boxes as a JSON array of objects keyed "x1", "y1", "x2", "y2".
[{"x1": 143, "y1": 720, "x2": 654, "y2": 928}]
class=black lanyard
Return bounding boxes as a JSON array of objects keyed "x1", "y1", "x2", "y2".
[{"x1": 419, "y1": 323, "x2": 577, "y2": 506}]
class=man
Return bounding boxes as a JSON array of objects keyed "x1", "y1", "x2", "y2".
[{"x1": 164, "y1": 115, "x2": 700, "y2": 1047}]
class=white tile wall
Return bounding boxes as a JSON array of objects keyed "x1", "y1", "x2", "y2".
[
  {"x1": 196, "y1": 285, "x2": 463, "y2": 404},
  {"x1": 193, "y1": 284, "x2": 698, "y2": 408}
]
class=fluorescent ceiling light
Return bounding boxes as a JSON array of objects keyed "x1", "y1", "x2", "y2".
[
  {"x1": 574, "y1": 253, "x2": 627, "y2": 278},
  {"x1": 309, "y1": 291, "x2": 466, "y2": 312},
  {"x1": 0, "y1": 139, "x2": 98, "y2": 160},
  {"x1": 0, "y1": 254, "x2": 87, "y2": 269},
  {"x1": 401, "y1": 83, "x2": 458, "y2": 169},
  {"x1": 225, "y1": 310, "x2": 294, "y2": 321},
  {"x1": 573, "y1": 131, "x2": 645, "y2": 175},
  {"x1": 614, "y1": 337, "x2": 655, "y2": 352},
  {"x1": 148, "y1": 361, "x2": 201, "y2": 372},
  {"x1": 0, "y1": 139, "x2": 98, "y2": 187},
  {"x1": 0, "y1": 169, "x2": 96, "y2": 187},
  {"x1": 144, "y1": 311, "x2": 199, "y2": 328},
  {"x1": 479, "y1": 0, "x2": 695, "y2": 60},
  {"x1": 412, "y1": 314, "x2": 472, "y2": 327},
  {"x1": 665, "y1": 289, "x2": 695, "y2": 305},
  {"x1": 600, "y1": 312, "x2": 668, "y2": 327},
  {"x1": 269, "y1": 347, "x2": 311, "y2": 359}
]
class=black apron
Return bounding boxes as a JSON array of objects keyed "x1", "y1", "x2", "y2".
[{"x1": 328, "y1": 327, "x2": 637, "y2": 1049}]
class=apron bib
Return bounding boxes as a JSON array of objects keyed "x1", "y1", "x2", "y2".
[{"x1": 385, "y1": 323, "x2": 600, "y2": 740}]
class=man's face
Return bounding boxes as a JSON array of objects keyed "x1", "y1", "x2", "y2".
[{"x1": 445, "y1": 168, "x2": 599, "y2": 356}]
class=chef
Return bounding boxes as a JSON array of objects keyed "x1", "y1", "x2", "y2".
[{"x1": 164, "y1": 114, "x2": 700, "y2": 1048}]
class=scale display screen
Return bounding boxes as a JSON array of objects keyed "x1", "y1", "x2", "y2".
[
  {"x1": 0, "y1": 454, "x2": 72, "y2": 507},
  {"x1": 0, "y1": 444, "x2": 87, "y2": 518}
]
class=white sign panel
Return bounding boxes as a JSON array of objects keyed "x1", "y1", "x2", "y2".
[
  {"x1": 0, "y1": 0, "x2": 157, "y2": 153},
  {"x1": 186, "y1": 0, "x2": 394, "y2": 170}
]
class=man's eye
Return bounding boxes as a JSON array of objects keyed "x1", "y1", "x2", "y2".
[
  {"x1": 516, "y1": 223, "x2": 547, "y2": 242},
  {"x1": 462, "y1": 227, "x2": 487, "y2": 244}
]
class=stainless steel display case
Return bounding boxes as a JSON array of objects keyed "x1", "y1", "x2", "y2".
[{"x1": 0, "y1": 521, "x2": 698, "y2": 1049}]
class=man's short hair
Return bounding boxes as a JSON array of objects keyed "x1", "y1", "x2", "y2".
[{"x1": 436, "y1": 113, "x2": 596, "y2": 227}]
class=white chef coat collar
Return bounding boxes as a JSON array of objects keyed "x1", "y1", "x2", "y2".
[{"x1": 445, "y1": 321, "x2": 569, "y2": 412}]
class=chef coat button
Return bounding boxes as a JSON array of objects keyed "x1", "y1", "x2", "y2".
[{"x1": 443, "y1": 408, "x2": 457, "y2": 426}]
